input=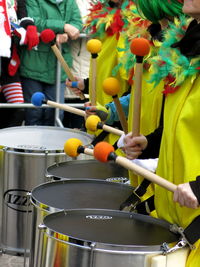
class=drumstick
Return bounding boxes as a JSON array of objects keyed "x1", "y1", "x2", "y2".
[
  {"x1": 31, "y1": 92, "x2": 123, "y2": 136},
  {"x1": 130, "y1": 38, "x2": 150, "y2": 137},
  {"x1": 64, "y1": 138, "x2": 94, "y2": 157},
  {"x1": 86, "y1": 39, "x2": 102, "y2": 105},
  {"x1": 40, "y1": 29, "x2": 85, "y2": 100},
  {"x1": 102, "y1": 77, "x2": 128, "y2": 134},
  {"x1": 85, "y1": 115, "x2": 123, "y2": 136},
  {"x1": 93, "y1": 141, "x2": 177, "y2": 193}
]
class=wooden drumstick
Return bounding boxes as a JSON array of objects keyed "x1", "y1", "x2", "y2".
[
  {"x1": 130, "y1": 38, "x2": 150, "y2": 137},
  {"x1": 40, "y1": 29, "x2": 85, "y2": 100},
  {"x1": 31, "y1": 93, "x2": 123, "y2": 136},
  {"x1": 51, "y1": 45, "x2": 85, "y2": 100},
  {"x1": 86, "y1": 39, "x2": 102, "y2": 105},
  {"x1": 102, "y1": 77, "x2": 128, "y2": 134},
  {"x1": 93, "y1": 141, "x2": 177, "y2": 192}
]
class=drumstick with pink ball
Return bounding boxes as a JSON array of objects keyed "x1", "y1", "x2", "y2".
[
  {"x1": 40, "y1": 29, "x2": 85, "y2": 100},
  {"x1": 130, "y1": 38, "x2": 150, "y2": 137},
  {"x1": 93, "y1": 141, "x2": 177, "y2": 193},
  {"x1": 86, "y1": 39, "x2": 102, "y2": 105},
  {"x1": 31, "y1": 92, "x2": 123, "y2": 136},
  {"x1": 102, "y1": 77, "x2": 128, "y2": 134}
]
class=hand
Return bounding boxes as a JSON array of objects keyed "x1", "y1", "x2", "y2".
[
  {"x1": 123, "y1": 134, "x2": 148, "y2": 160},
  {"x1": 66, "y1": 77, "x2": 85, "y2": 96},
  {"x1": 173, "y1": 183, "x2": 199, "y2": 209},
  {"x1": 84, "y1": 102, "x2": 109, "y2": 121},
  {"x1": 56, "y1": 33, "x2": 68, "y2": 45},
  {"x1": 25, "y1": 25, "x2": 39, "y2": 50},
  {"x1": 64, "y1": 24, "x2": 80, "y2": 40}
]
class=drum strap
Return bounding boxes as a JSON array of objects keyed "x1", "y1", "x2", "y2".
[
  {"x1": 91, "y1": 131, "x2": 109, "y2": 146},
  {"x1": 120, "y1": 179, "x2": 152, "y2": 211},
  {"x1": 183, "y1": 215, "x2": 200, "y2": 245},
  {"x1": 135, "y1": 195, "x2": 155, "y2": 215}
]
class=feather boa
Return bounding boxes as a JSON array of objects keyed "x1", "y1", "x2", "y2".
[
  {"x1": 149, "y1": 16, "x2": 200, "y2": 95},
  {"x1": 85, "y1": 0, "x2": 150, "y2": 40}
]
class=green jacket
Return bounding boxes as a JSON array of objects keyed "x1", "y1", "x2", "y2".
[{"x1": 19, "y1": 0, "x2": 82, "y2": 84}]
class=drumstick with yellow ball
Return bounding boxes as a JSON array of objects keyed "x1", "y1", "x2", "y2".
[
  {"x1": 85, "y1": 114, "x2": 123, "y2": 136},
  {"x1": 102, "y1": 77, "x2": 128, "y2": 134},
  {"x1": 40, "y1": 29, "x2": 85, "y2": 100},
  {"x1": 64, "y1": 138, "x2": 94, "y2": 158},
  {"x1": 130, "y1": 38, "x2": 150, "y2": 137},
  {"x1": 86, "y1": 39, "x2": 102, "y2": 105}
]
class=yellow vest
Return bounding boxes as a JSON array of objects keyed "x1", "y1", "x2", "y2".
[{"x1": 155, "y1": 75, "x2": 200, "y2": 267}]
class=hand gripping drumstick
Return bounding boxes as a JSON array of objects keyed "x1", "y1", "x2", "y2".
[
  {"x1": 31, "y1": 92, "x2": 123, "y2": 136},
  {"x1": 64, "y1": 138, "x2": 93, "y2": 157},
  {"x1": 40, "y1": 29, "x2": 85, "y2": 100},
  {"x1": 86, "y1": 39, "x2": 102, "y2": 105},
  {"x1": 93, "y1": 141, "x2": 177, "y2": 193},
  {"x1": 130, "y1": 38, "x2": 150, "y2": 137},
  {"x1": 102, "y1": 77, "x2": 128, "y2": 134}
]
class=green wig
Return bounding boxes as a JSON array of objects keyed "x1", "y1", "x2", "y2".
[{"x1": 136, "y1": 0, "x2": 183, "y2": 23}]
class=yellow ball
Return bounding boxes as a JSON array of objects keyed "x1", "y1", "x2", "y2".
[
  {"x1": 86, "y1": 39, "x2": 102, "y2": 54},
  {"x1": 64, "y1": 138, "x2": 83, "y2": 157},
  {"x1": 102, "y1": 77, "x2": 120, "y2": 96},
  {"x1": 85, "y1": 115, "x2": 101, "y2": 132}
]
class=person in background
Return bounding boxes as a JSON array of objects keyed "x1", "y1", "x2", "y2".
[
  {"x1": 19, "y1": 0, "x2": 82, "y2": 126},
  {"x1": 63, "y1": 0, "x2": 91, "y2": 129},
  {"x1": 0, "y1": 0, "x2": 39, "y2": 128}
]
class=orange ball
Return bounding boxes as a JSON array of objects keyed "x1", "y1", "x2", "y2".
[
  {"x1": 85, "y1": 115, "x2": 101, "y2": 132},
  {"x1": 86, "y1": 39, "x2": 102, "y2": 54},
  {"x1": 94, "y1": 141, "x2": 115, "y2": 162},
  {"x1": 64, "y1": 138, "x2": 83, "y2": 157},
  {"x1": 102, "y1": 77, "x2": 120, "y2": 96},
  {"x1": 130, "y1": 38, "x2": 150, "y2": 57}
]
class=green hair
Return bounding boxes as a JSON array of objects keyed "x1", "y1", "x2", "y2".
[{"x1": 136, "y1": 0, "x2": 183, "y2": 23}]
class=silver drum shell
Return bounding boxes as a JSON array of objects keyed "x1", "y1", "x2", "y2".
[
  {"x1": 29, "y1": 180, "x2": 135, "y2": 267},
  {"x1": 36, "y1": 209, "x2": 179, "y2": 267},
  {"x1": 0, "y1": 126, "x2": 93, "y2": 255}
]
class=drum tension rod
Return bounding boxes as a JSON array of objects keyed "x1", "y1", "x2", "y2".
[{"x1": 161, "y1": 224, "x2": 195, "y2": 255}]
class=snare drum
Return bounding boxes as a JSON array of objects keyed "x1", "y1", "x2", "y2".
[
  {"x1": 0, "y1": 126, "x2": 92, "y2": 255},
  {"x1": 46, "y1": 160, "x2": 129, "y2": 183},
  {"x1": 29, "y1": 179, "x2": 134, "y2": 267},
  {"x1": 36, "y1": 209, "x2": 182, "y2": 267}
]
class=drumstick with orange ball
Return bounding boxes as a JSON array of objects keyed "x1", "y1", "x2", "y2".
[
  {"x1": 86, "y1": 39, "x2": 102, "y2": 105},
  {"x1": 93, "y1": 141, "x2": 177, "y2": 193},
  {"x1": 102, "y1": 77, "x2": 128, "y2": 134},
  {"x1": 130, "y1": 38, "x2": 150, "y2": 137},
  {"x1": 64, "y1": 138, "x2": 94, "y2": 158},
  {"x1": 40, "y1": 29, "x2": 85, "y2": 100}
]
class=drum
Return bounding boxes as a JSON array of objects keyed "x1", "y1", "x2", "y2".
[
  {"x1": 46, "y1": 160, "x2": 129, "y2": 183},
  {"x1": 0, "y1": 126, "x2": 93, "y2": 255},
  {"x1": 29, "y1": 179, "x2": 134, "y2": 267},
  {"x1": 36, "y1": 209, "x2": 181, "y2": 267}
]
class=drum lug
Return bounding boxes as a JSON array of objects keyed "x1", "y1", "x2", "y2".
[
  {"x1": 38, "y1": 223, "x2": 47, "y2": 231},
  {"x1": 46, "y1": 174, "x2": 54, "y2": 181},
  {"x1": 170, "y1": 224, "x2": 196, "y2": 250},
  {"x1": 161, "y1": 239, "x2": 188, "y2": 255}
]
